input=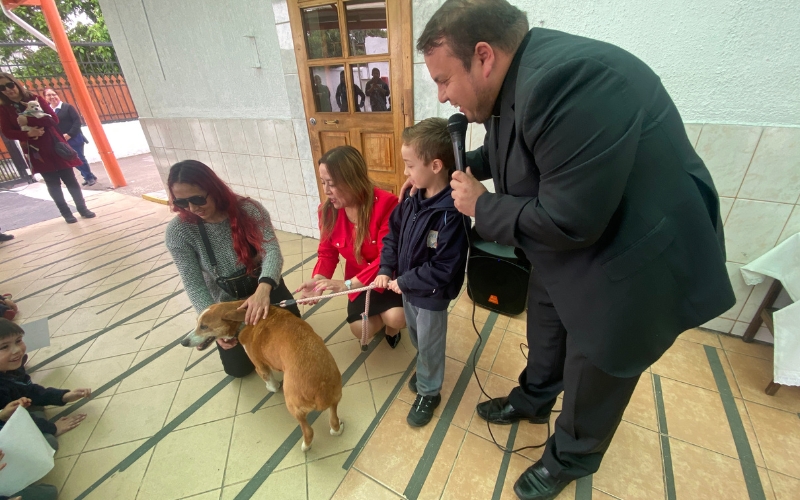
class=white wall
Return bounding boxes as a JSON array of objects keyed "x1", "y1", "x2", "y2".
[
  {"x1": 81, "y1": 120, "x2": 150, "y2": 164},
  {"x1": 414, "y1": 0, "x2": 800, "y2": 127}
]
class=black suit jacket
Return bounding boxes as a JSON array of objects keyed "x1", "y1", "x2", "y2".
[
  {"x1": 468, "y1": 29, "x2": 735, "y2": 377},
  {"x1": 54, "y1": 102, "x2": 84, "y2": 139}
]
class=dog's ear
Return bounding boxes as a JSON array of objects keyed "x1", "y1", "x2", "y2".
[{"x1": 221, "y1": 306, "x2": 246, "y2": 323}]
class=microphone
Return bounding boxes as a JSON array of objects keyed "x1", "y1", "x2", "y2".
[{"x1": 448, "y1": 113, "x2": 469, "y2": 172}]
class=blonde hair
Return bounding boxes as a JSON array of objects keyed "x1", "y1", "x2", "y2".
[{"x1": 318, "y1": 145, "x2": 374, "y2": 263}]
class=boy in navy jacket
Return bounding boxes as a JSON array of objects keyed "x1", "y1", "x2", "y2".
[{"x1": 374, "y1": 118, "x2": 469, "y2": 427}]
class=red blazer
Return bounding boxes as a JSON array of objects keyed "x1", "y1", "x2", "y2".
[
  {"x1": 0, "y1": 94, "x2": 81, "y2": 174},
  {"x1": 313, "y1": 187, "x2": 399, "y2": 301}
]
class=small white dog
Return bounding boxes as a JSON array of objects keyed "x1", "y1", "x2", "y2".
[{"x1": 19, "y1": 100, "x2": 49, "y2": 132}]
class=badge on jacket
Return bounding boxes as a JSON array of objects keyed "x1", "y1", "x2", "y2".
[{"x1": 427, "y1": 230, "x2": 438, "y2": 249}]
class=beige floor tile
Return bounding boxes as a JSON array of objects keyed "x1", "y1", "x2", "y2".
[
  {"x1": 622, "y1": 372, "x2": 658, "y2": 431},
  {"x1": 138, "y1": 418, "x2": 233, "y2": 499},
  {"x1": 39, "y1": 454, "x2": 78, "y2": 491},
  {"x1": 759, "y1": 467, "x2": 777, "y2": 500},
  {"x1": 54, "y1": 303, "x2": 124, "y2": 337},
  {"x1": 183, "y1": 344, "x2": 227, "y2": 379},
  {"x1": 679, "y1": 327, "x2": 722, "y2": 347},
  {"x1": 451, "y1": 368, "x2": 490, "y2": 431},
  {"x1": 441, "y1": 432, "x2": 504, "y2": 500},
  {"x1": 307, "y1": 380, "x2": 377, "y2": 459},
  {"x1": 671, "y1": 438, "x2": 749, "y2": 500},
  {"x1": 116, "y1": 344, "x2": 192, "y2": 394},
  {"x1": 331, "y1": 468, "x2": 402, "y2": 500},
  {"x1": 652, "y1": 338, "x2": 722, "y2": 392},
  {"x1": 720, "y1": 335, "x2": 774, "y2": 361},
  {"x1": 364, "y1": 337, "x2": 416, "y2": 380},
  {"x1": 58, "y1": 438, "x2": 153, "y2": 500},
  {"x1": 183, "y1": 489, "x2": 222, "y2": 500},
  {"x1": 223, "y1": 463, "x2": 310, "y2": 499},
  {"x1": 83, "y1": 281, "x2": 140, "y2": 307},
  {"x1": 593, "y1": 421, "x2": 664, "y2": 500},
  {"x1": 476, "y1": 323, "x2": 503, "y2": 372},
  {"x1": 224, "y1": 404, "x2": 306, "y2": 486},
  {"x1": 589, "y1": 489, "x2": 618, "y2": 500},
  {"x1": 166, "y1": 372, "x2": 241, "y2": 430},
  {"x1": 108, "y1": 293, "x2": 170, "y2": 325},
  {"x1": 144, "y1": 311, "x2": 198, "y2": 350},
  {"x1": 746, "y1": 401, "x2": 800, "y2": 478},
  {"x1": 327, "y1": 341, "x2": 369, "y2": 386},
  {"x1": 159, "y1": 292, "x2": 195, "y2": 319},
  {"x1": 370, "y1": 372, "x2": 403, "y2": 411},
  {"x1": 727, "y1": 351, "x2": 800, "y2": 413},
  {"x1": 131, "y1": 275, "x2": 182, "y2": 300},
  {"x1": 497, "y1": 453, "x2": 535, "y2": 500},
  {"x1": 48, "y1": 396, "x2": 111, "y2": 459},
  {"x1": 445, "y1": 314, "x2": 487, "y2": 364},
  {"x1": 280, "y1": 238, "x2": 304, "y2": 257},
  {"x1": 80, "y1": 320, "x2": 152, "y2": 362},
  {"x1": 305, "y1": 308, "x2": 348, "y2": 339},
  {"x1": 491, "y1": 330, "x2": 528, "y2": 382},
  {"x1": 32, "y1": 287, "x2": 99, "y2": 317},
  {"x1": 417, "y1": 425, "x2": 467, "y2": 500},
  {"x1": 355, "y1": 398, "x2": 436, "y2": 492},
  {"x1": 28, "y1": 364, "x2": 75, "y2": 391},
  {"x1": 307, "y1": 451, "x2": 350, "y2": 500},
  {"x1": 768, "y1": 470, "x2": 800, "y2": 500},
  {"x1": 26, "y1": 329, "x2": 97, "y2": 370},
  {"x1": 450, "y1": 293, "x2": 492, "y2": 323},
  {"x1": 84, "y1": 382, "x2": 178, "y2": 451},
  {"x1": 661, "y1": 377, "x2": 737, "y2": 457},
  {"x1": 61, "y1": 353, "x2": 136, "y2": 393},
  {"x1": 736, "y1": 398, "x2": 767, "y2": 468}
]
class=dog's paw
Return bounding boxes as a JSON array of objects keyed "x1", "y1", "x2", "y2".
[
  {"x1": 330, "y1": 420, "x2": 344, "y2": 436},
  {"x1": 265, "y1": 379, "x2": 282, "y2": 393},
  {"x1": 301, "y1": 440, "x2": 311, "y2": 452}
]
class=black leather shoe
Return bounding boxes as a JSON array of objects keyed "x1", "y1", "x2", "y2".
[
  {"x1": 63, "y1": 214, "x2": 78, "y2": 224},
  {"x1": 514, "y1": 461, "x2": 571, "y2": 500},
  {"x1": 385, "y1": 332, "x2": 401, "y2": 349},
  {"x1": 78, "y1": 209, "x2": 96, "y2": 218},
  {"x1": 476, "y1": 397, "x2": 550, "y2": 425}
]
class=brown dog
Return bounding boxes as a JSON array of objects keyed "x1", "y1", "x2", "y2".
[{"x1": 181, "y1": 301, "x2": 343, "y2": 451}]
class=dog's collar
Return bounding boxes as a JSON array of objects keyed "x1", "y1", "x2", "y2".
[{"x1": 232, "y1": 321, "x2": 246, "y2": 339}]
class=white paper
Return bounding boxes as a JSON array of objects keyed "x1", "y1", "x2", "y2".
[
  {"x1": 0, "y1": 407, "x2": 55, "y2": 496},
  {"x1": 20, "y1": 317, "x2": 50, "y2": 352}
]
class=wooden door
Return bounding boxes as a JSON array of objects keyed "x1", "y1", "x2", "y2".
[{"x1": 288, "y1": 0, "x2": 413, "y2": 198}]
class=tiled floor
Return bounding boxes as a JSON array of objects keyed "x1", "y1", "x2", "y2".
[{"x1": 4, "y1": 191, "x2": 800, "y2": 500}]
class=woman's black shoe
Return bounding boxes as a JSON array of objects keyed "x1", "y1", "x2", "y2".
[
  {"x1": 79, "y1": 209, "x2": 96, "y2": 218},
  {"x1": 385, "y1": 332, "x2": 401, "y2": 349},
  {"x1": 63, "y1": 214, "x2": 78, "y2": 223}
]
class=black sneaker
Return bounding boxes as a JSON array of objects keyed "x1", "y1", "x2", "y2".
[
  {"x1": 385, "y1": 332, "x2": 401, "y2": 349},
  {"x1": 86, "y1": 178, "x2": 97, "y2": 186},
  {"x1": 0, "y1": 233, "x2": 13, "y2": 242},
  {"x1": 407, "y1": 372, "x2": 417, "y2": 392},
  {"x1": 78, "y1": 209, "x2": 96, "y2": 219},
  {"x1": 407, "y1": 393, "x2": 441, "y2": 427},
  {"x1": 63, "y1": 214, "x2": 78, "y2": 224}
]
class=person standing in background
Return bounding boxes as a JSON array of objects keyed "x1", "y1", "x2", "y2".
[{"x1": 44, "y1": 89, "x2": 97, "y2": 187}]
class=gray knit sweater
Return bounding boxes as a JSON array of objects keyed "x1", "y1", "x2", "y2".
[{"x1": 165, "y1": 199, "x2": 283, "y2": 313}]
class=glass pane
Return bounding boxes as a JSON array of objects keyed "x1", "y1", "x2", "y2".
[
  {"x1": 352, "y1": 62, "x2": 391, "y2": 112},
  {"x1": 345, "y1": 0, "x2": 388, "y2": 56},
  {"x1": 302, "y1": 4, "x2": 343, "y2": 59},
  {"x1": 309, "y1": 66, "x2": 344, "y2": 113}
]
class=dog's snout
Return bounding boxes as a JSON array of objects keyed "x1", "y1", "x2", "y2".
[{"x1": 181, "y1": 336, "x2": 192, "y2": 347}]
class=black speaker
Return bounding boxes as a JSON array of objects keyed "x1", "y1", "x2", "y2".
[{"x1": 466, "y1": 231, "x2": 531, "y2": 316}]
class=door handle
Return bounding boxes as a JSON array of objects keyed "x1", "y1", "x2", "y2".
[{"x1": 324, "y1": 119, "x2": 339, "y2": 125}]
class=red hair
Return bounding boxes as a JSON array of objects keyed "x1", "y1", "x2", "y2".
[{"x1": 167, "y1": 160, "x2": 266, "y2": 274}]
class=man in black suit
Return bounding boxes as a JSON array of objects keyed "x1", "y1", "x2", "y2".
[
  {"x1": 44, "y1": 89, "x2": 98, "y2": 186},
  {"x1": 418, "y1": 1, "x2": 735, "y2": 498}
]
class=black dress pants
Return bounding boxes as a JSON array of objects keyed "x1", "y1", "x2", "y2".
[
  {"x1": 507, "y1": 268, "x2": 641, "y2": 481},
  {"x1": 40, "y1": 168, "x2": 87, "y2": 216},
  {"x1": 218, "y1": 278, "x2": 301, "y2": 378}
]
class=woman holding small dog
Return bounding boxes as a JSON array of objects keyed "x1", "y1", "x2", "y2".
[
  {"x1": 165, "y1": 160, "x2": 300, "y2": 378},
  {"x1": 296, "y1": 146, "x2": 406, "y2": 347},
  {"x1": 0, "y1": 72, "x2": 95, "y2": 223}
]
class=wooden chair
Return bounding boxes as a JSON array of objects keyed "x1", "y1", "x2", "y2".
[{"x1": 743, "y1": 279, "x2": 783, "y2": 395}]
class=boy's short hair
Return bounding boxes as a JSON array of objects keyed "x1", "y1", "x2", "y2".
[
  {"x1": 0, "y1": 318, "x2": 24, "y2": 340},
  {"x1": 402, "y1": 117, "x2": 456, "y2": 175}
]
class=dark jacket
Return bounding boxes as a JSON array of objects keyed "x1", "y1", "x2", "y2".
[
  {"x1": 55, "y1": 101, "x2": 86, "y2": 141},
  {"x1": 467, "y1": 28, "x2": 735, "y2": 377},
  {"x1": 0, "y1": 95, "x2": 82, "y2": 174},
  {"x1": 378, "y1": 186, "x2": 469, "y2": 311},
  {"x1": 0, "y1": 355, "x2": 67, "y2": 435}
]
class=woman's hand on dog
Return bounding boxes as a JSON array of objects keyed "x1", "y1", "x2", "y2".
[{"x1": 238, "y1": 282, "x2": 273, "y2": 325}]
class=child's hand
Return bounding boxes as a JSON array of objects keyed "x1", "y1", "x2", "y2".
[
  {"x1": 0, "y1": 397, "x2": 31, "y2": 422},
  {"x1": 54, "y1": 414, "x2": 86, "y2": 437},
  {"x1": 372, "y1": 275, "x2": 390, "y2": 289},
  {"x1": 63, "y1": 388, "x2": 92, "y2": 403},
  {"x1": 387, "y1": 280, "x2": 402, "y2": 294}
]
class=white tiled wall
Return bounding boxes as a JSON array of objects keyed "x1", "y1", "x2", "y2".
[{"x1": 464, "y1": 121, "x2": 800, "y2": 344}]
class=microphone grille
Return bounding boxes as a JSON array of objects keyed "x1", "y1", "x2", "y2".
[{"x1": 447, "y1": 113, "x2": 468, "y2": 135}]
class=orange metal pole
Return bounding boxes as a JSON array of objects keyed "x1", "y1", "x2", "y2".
[{"x1": 38, "y1": 0, "x2": 127, "y2": 187}]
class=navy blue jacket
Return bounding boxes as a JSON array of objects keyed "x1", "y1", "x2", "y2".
[
  {"x1": 378, "y1": 186, "x2": 469, "y2": 311},
  {"x1": 0, "y1": 355, "x2": 67, "y2": 435}
]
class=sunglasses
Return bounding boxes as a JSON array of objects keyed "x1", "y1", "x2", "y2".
[
  {"x1": 172, "y1": 195, "x2": 208, "y2": 209},
  {"x1": 1, "y1": 82, "x2": 16, "y2": 91}
]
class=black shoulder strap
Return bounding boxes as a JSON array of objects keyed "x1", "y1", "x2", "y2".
[{"x1": 196, "y1": 220, "x2": 217, "y2": 268}]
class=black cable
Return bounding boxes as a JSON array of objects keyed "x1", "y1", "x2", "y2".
[{"x1": 461, "y1": 216, "x2": 558, "y2": 454}]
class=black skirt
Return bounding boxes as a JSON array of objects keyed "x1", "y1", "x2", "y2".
[{"x1": 346, "y1": 288, "x2": 403, "y2": 324}]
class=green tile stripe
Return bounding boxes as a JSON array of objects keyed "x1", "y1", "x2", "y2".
[
  {"x1": 74, "y1": 375, "x2": 235, "y2": 500},
  {"x1": 95, "y1": 271, "x2": 174, "y2": 314},
  {"x1": 50, "y1": 330, "x2": 192, "y2": 419},
  {"x1": 652, "y1": 374, "x2": 677, "y2": 500},
  {"x1": 185, "y1": 345, "x2": 218, "y2": 372},
  {"x1": 342, "y1": 357, "x2": 416, "y2": 470},
  {"x1": 234, "y1": 334, "x2": 384, "y2": 500},
  {"x1": 404, "y1": 312, "x2": 498, "y2": 500},
  {"x1": 704, "y1": 345, "x2": 766, "y2": 500},
  {"x1": 491, "y1": 421, "x2": 519, "y2": 500},
  {"x1": 574, "y1": 474, "x2": 593, "y2": 500},
  {"x1": 282, "y1": 252, "x2": 318, "y2": 276},
  {"x1": 26, "y1": 289, "x2": 184, "y2": 372}
]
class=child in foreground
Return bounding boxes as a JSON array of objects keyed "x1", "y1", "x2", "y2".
[{"x1": 373, "y1": 118, "x2": 470, "y2": 427}]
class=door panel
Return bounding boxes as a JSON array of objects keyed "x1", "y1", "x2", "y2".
[{"x1": 289, "y1": 0, "x2": 412, "y2": 201}]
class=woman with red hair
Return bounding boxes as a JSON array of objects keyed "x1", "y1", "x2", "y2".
[{"x1": 165, "y1": 160, "x2": 299, "y2": 377}]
